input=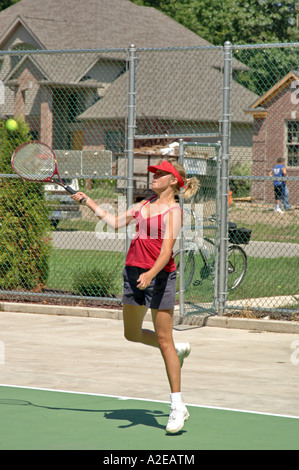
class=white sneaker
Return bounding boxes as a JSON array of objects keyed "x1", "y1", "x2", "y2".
[
  {"x1": 275, "y1": 207, "x2": 284, "y2": 213},
  {"x1": 166, "y1": 405, "x2": 190, "y2": 434},
  {"x1": 175, "y1": 342, "x2": 191, "y2": 367}
]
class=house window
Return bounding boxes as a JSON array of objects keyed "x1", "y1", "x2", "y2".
[{"x1": 287, "y1": 121, "x2": 299, "y2": 167}]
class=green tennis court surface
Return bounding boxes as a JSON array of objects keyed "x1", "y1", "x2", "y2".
[{"x1": 0, "y1": 385, "x2": 298, "y2": 450}]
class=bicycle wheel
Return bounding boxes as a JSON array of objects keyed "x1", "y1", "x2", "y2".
[
  {"x1": 173, "y1": 249, "x2": 195, "y2": 294},
  {"x1": 227, "y1": 244, "x2": 247, "y2": 291}
]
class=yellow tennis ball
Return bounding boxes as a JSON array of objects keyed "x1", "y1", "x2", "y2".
[{"x1": 6, "y1": 119, "x2": 18, "y2": 131}]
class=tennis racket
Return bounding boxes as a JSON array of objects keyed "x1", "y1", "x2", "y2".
[{"x1": 11, "y1": 141, "x2": 85, "y2": 202}]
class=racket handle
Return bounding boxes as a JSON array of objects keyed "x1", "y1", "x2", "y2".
[{"x1": 64, "y1": 185, "x2": 86, "y2": 204}]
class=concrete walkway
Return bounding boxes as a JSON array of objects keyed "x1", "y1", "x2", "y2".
[
  {"x1": 226, "y1": 294, "x2": 299, "y2": 310},
  {"x1": 0, "y1": 302, "x2": 298, "y2": 418}
]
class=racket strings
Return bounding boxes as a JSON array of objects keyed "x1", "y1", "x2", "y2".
[{"x1": 13, "y1": 143, "x2": 56, "y2": 181}]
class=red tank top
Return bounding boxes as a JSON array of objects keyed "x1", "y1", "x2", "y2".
[{"x1": 125, "y1": 197, "x2": 181, "y2": 272}]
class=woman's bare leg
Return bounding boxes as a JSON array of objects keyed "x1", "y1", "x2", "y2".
[
  {"x1": 123, "y1": 304, "x2": 181, "y2": 393},
  {"x1": 151, "y1": 308, "x2": 181, "y2": 393},
  {"x1": 123, "y1": 304, "x2": 158, "y2": 347}
]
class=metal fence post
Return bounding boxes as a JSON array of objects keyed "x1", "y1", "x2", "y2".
[
  {"x1": 126, "y1": 44, "x2": 137, "y2": 252},
  {"x1": 178, "y1": 139, "x2": 185, "y2": 322},
  {"x1": 218, "y1": 41, "x2": 232, "y2": 315}
]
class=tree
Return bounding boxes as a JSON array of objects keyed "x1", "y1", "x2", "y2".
[
  {"x1": 234, "y1": 46, "x2": 299, "y2": 95},
  {"x1": 0, "y1": 0, "x2": 20, "y2": 12},
  {"x1": 0, "y1": 118, "x2": 52, "y2": 291},
  {"x1": 130, "y1": 0, "x2": 299, "y2": 45},
  {"x1": 131, "y1": 0, "x2": 299, "y2": 95}
]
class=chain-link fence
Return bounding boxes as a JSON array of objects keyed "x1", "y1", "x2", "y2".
[
  {"x1": 227, "y1": 43, "x2": 299, "y2": 319},
  {"x1": 0, "y1": 43, "x2": 298, "y2": 319},
  {"x1": 174, "y1": 142, "x2": 221, "y2": 318},
  {"x1": 0, "y1": 48, "x2": 129, "y2": 306}
]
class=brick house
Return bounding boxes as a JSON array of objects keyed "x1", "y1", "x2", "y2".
[{"x1": 246, "y1": 71, "x2": 299, "y2": 206}]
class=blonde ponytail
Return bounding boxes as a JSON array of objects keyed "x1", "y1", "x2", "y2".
[
  {"x1": 180, "y1": 176, "x2": 199, "y2": 200},
  {"x1": 166, "y1": 158, "x2": 199, "y2": 200}
]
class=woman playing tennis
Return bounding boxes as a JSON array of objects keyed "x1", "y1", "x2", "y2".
[{"x1": 72, "y1": 158, "x2": 198, "y2": 433}]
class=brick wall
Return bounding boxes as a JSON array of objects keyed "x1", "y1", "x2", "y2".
[{"x1": 251, "y1": 83, "x2": 299, "y2": 207}]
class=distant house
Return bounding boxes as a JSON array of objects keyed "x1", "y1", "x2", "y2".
[
  {"x1": 246, "y1": 71, "x2": 299, "y2": 206},
  {"x1": 0, "y1": 0, "x2": 258, "y2": 173}
]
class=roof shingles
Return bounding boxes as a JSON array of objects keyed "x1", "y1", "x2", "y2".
[
  {"x1": 0, "y1": 0, "x2": 210, "y2": 50},
  {"x1": 0, "y1": 0, "x2": 257, "y2": 124}
]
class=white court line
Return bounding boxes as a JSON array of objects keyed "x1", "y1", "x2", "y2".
[{"x1": 1, "y1": 383, "x2": 299, "y2": 420}]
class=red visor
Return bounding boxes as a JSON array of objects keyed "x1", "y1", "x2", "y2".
[{"x1": 148, "y1": 161, "x2": 186, "y2": 188}]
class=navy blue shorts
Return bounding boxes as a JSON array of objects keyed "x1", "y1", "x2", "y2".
[
  {"x1": 274, "y1": 185, "x2": 284, "y2": 200},
  {"x1": 122, "y1": 266, "x2": 177, "y2": 310}
]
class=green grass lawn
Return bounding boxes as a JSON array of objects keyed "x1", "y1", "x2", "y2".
[
  {"x1": 228, "y1": 256, "x2": 298, "y2": 300},
  {"x1": 46, "y1": 247, "x2": 298, "y2": 309},
  {"x1": 240, "y1": 222, "x2": 299, "y2": 244},
  {"x1": 47, "y1": 249, "x2": 124, "y2": 297},
  {"x1": 228, "y1": 204, "x2": 299, "y2": 244},
  {"x1": 181, "y1": 253, "x2": 298, "y2": 305}
]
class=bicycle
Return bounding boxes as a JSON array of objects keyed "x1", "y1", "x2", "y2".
[{"x1": 173, "y1": 216, "x2": 251, "y2": 293}]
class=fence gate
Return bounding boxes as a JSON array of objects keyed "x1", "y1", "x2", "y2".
[{"x1": 176, "y1": 142, "x2": 221, "y2": 324}]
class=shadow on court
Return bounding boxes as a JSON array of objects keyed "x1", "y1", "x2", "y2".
[
  {"x1": 0, "y1": 388, "x2": 193, "y2": 450},
  {"x1": 1, "y1": 386, "x2": 299, "y2": 450},
  {"x1": 1, "y1": 312, "x2": 299, "y2": 449},
  {"x1": 0, "y1": 398, "x2": 168, "y2": 431}
]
